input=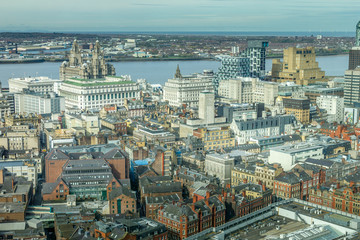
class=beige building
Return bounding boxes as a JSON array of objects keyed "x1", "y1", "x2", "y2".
[
  {"x1": 0, "y1": 125, "x2": 40, "y2": 155},
  {"x1": 64, "y1": 113, "x2": 100, "y2": 136},
  {"x1": 272, "y1": 47, "x2": 327, "y2": 85},
  {"x1": 218, "y1": 77, "x2": 278, "y2": 106}
]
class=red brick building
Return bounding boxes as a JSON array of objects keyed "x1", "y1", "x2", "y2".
[
  {"x1": 157, "y1": 195, "x2": 225, "y2": 240},
  {"x1": 108, "y1": 187, "x2": 137, "y2": 215}
]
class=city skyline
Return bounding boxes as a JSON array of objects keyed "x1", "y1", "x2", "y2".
[{"x1": 1, "y1": 0, "x2": 360, "y2": 32}]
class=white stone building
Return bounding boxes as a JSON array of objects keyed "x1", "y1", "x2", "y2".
[
  {"x1": 230, "y1": 114, "x2": 296, "y2": 144},
  {"x1": 163, "y1": 67, "x2": 214, "y2": 107},
  {"x1": 205, "y1": 153, "x2": 234, "y2": 185},
  {"x1": 59, "y1": 76, "x2": 140, "y2": 110},
  {"x1": 316, "y1": 95, "x2": 344, "y2": 123}
]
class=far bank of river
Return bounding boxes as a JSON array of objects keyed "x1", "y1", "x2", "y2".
[{"x1": 0, "y1": 55, "x2": 349, "y2": 87}]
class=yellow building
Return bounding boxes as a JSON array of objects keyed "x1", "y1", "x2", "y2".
[
  {"x1": 283, "y1": 98, "x2": 310, "y2": 124},
  {"x1": 231, "y1": 163, "x2": 257, "y2": 186},
  {"x1": 272, "y1": 47, "x2": 327, "y2": 85},
  {"x1": 231, "y1": 162, "x2": 284, "y2": 188},
  {"x1": 193, "y1": 126, "x2": 235, "y2": 151}
]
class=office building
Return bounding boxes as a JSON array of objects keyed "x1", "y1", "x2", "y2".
[
  {"x1": 240, "y1": 40, "x2": 269, "y2": 78},
  {"x1": 272, "y1": 47, "x2": 327, "y2": 85},
  {"x1": 9, "y1": 76, "x2": 62, "y2": 94},
  {"x1": 15, "y1": 90, "x2": 65, "y2": 114},
  {"x1": 60, "y1": 40, "x2": 115, "y2": 80},
  {"x1": 268, "y1": 143, "x2": 324, "y2": 171},
  {"x1": 316, "y1": 95, "x2": 344, "y2": 123},
  {"x1": 218, "y1": 77, "x2": 278, "y2": 105},
  {"x1": 163, "y1": 66, "x2": 214, "y2": 107},
  {"x1": 348, "y1": 21, "x2": 360, "y2": 70},
  {"x1": 283, "y1": 98, "x2": 311, "y2": 124},
  {"x1": 344, "y1": 67, "x2": 360, "y2": 106},
  {"x1": 193, "y1": 126, "x2": 235, "y2": 151}
]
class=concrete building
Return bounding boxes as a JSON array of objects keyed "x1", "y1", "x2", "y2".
[
  {"x1": 204, "y1": 153, "x2": 234, "y2": 185},
  {"x1": 316, "y1": 95, "x2": 344, "y2": 123},
  {"x1": 60, "y1": 40, "x2": 115, "y2": 80},
  {"x1": 283, "y1": 98, "x2": 310, "y2": 124},
  {"x1": 344, "y1": 67, "x2": 360, "y2": 106},
  {"x1": 133, "y1": 125, "x2": 176, "y2": 143},
  {"x1": 8, "y1": 76, "x2": 62, "y2": 94},
  {"x1": 272, "y1": 47, "x2": 327, "y2": 85},
  {"x1": 268, "y1": 143, "x2": 324, "y2": 171},
  {"x1": 0, "y1": 160, "x2": 38, "y2": 187},
  {"x1": 14, "y1": 91, "x2": 65, "y2": 114},
  {"x1": 198, "y1": 90, "x2": 215, "y2": 125},
  {"x1": 230, "y1": 114, "x2": 297, "y2": 144},
  {"x1": 163, "y1": 67, "x2": 214, "y2": 107}
]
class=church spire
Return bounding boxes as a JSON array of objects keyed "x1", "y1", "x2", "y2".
[{"x1": 174, "y1": 64, "x2": 182, "y2": 79}]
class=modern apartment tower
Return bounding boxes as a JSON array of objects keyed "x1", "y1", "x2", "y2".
[
  {"x1": 241, "y1": 40, "x2": 269, "y2": 78},
  {"x1": 213, "y1": 56, "x2": 250, "y2": 92},
  {"x1": 348, "y1": 20, "x2": 360, "y2": 70},
  {"x1": 213, "y1": 40, "x2": 268, "y2": 93}
]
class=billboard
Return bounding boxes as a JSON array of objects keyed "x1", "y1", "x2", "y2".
[{"x1": 344, "y1": 108, "x2": 360, "y2": 125}]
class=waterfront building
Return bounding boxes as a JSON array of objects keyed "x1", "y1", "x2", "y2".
[
  {"x1": 213, "y1": 56, "x2": 250, "y2": 92},
  {"x1": 8, "y1": 76, "x2": 62, "y2": 94},
  {"x1": 240, "y1": 40, "x2": 269, "y2": 78},
  {"x1": 316, "y1": 95, "x2": 344, "y2": 123},
  {"x1": 283, "y1": 98, "x2": 310, "y2": 124},
  {"x1": 14, "y1": 90, "x2": 65, "y2": 114},
  {"x1": 163, "y1": 66, "x2": 214, "y2": 107},
  {"x1": 230, "y1": 114, "x2": 296, "y2": 144},
  {"x1": 272, "y1": 47, "x2": 327, "y2": 85},
  {"x1": 344, "y1": 67, "x2": 360, "y2": 106},
  {"x1": 59, "y1": 76, "x2": 140, "y2": 110},
  {"x1": 60, "y1": 40, "x2": 115, "y2": 80}
]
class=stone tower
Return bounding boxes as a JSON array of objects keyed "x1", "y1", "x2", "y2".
[{"x1": 174, "y1": 65, "x2": 182, "y2": 79}]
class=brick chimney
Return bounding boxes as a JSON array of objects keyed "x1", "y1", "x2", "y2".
[
  {"x1": 242, "y1": 191, "x2": 246, "y2": 197},
  {"x1": 193, "y1": 195, "x2": 197, "y2": 203},
  {"x1": 0, "y1": 169, "x2": 4, "y2": 185},
  {"x1": 350, "y1": 181, "x2": 355, "y2": 187},
  {"x1": 337, "y1": 182, "x2": 340, "y2": 189},
  {"x1": 191, "y1": 204, "x2": 195, "y2": 212},
  {"x1": 243, "y1": 178, "x2": 248, "y2": 184},
  {"x1": 262, "y1": 184, "x2": 266, "y2": 192},
  {"x1": 206, "y1": 191, "x2": 210, "y2": 199}
]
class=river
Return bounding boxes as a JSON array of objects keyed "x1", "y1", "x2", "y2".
[{"x1": 0, "y1": 55, "x2": 349, "y2": 87}]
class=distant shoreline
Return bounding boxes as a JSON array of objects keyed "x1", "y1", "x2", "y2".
[{"x1": 0, "y1": 53, "x2": 349, "y2": 64}]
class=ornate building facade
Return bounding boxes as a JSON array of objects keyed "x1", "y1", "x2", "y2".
[{"x1": 60, "y1": 40, "x2": 115, "y2": 80}]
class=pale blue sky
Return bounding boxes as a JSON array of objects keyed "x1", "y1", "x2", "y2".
[{"x1": 1, "y1": 0, "x2": 360, "y2": 32}]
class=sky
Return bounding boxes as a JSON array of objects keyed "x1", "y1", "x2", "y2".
[{"x1": 1, "y1": 0, "x2": 360, "y2": 32}]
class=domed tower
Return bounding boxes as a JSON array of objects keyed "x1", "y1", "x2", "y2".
[
  {"x1": 69, "y1": 39, "x2": 82, "y2": 66},
  {"x1": 356, "y1": 21, "x2": 360, "y2": 47}
]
